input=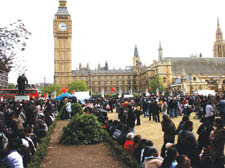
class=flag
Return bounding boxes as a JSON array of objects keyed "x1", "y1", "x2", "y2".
[
  {"x1": 72, "y1": 90, "x2": 75, "y2": 95},
  {"x1": 61, "y1": 87, "x2": 68, "y2": 93},
  {"x1": 44, "y1": 93, "x2": 47, "y2": 100}
]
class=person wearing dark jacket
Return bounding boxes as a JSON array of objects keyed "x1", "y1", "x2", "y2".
[
  {"x1": 177, "y1": 120, "x2": 199, "y2": 168},
  {"x1": 127, "y1": 105, "x2": 136, "y2": 133},
  {"x1": 134, "y1": 107, "x2": 141, "y2": 126},
  {"x1": 209, "y1": 118, "x2": 225, "y2": 168},
  {"x1": 160, "y1": 115, "x2": 176, "y2": 158},
  {"x1": 197, "y1": 118, "x2": 213, "y2": 154},
  {"x1": 17, "y1": 74, "x2": 28, "y2": 95},
  {"x1": 152, "y1": 101, "x2": 160, "y2": 123}
]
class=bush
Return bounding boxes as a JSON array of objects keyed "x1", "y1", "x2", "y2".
[
  {"x1": 59, "y1": 114, "x2": 105, "y2": 145},
  {"x1": 103, "y1": 131, "x2": 141, "y2": 168},
  {"x1": 71, "y1": 103, "x2": 83, "y2": 116},
  {"x1": 59, "y1": 103, "x2": 83, "y2": 120},
  {"x1": 26, "y1": 115, "x2": 58, "y2": 168}
]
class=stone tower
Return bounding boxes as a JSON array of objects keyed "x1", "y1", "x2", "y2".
[
  {"x1": 133, "y1": 45, "x2": 141, "y2": 66},
  {"x1": 213, "y1": 18, "x2": 225, "y2": 57},
  {"x1": 53, "y1": 0, "x2": 72, "y2": 87},
  {"x1": 158, "y1": 41, "x2": 163, "y2": 63}
]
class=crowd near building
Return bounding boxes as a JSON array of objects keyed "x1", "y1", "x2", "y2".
[{"x1": 54, "y1": 0, "x2": 225, "y2": 96}]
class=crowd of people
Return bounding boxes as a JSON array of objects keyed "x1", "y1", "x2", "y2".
[
  {"x1": 0, "y1": 93, "x2": 224, "y2": 168},
  {"x1": 0, "y1": 99, "x2": 58, "y2": 168},
  {"x1": 85, "y1": 94, "x2": 225, "y2": 168}
]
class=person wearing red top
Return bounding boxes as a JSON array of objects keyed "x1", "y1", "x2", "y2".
[{"x1": 123, "y1": 132, "x2": 134, "y2": 154}]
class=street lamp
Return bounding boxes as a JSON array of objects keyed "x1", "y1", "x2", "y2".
[{"x1": 44, "y1": 77, "x2": 46, "y2": 87}]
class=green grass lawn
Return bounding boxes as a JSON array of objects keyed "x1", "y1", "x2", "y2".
[{"x1": 108, "y1": 112, "x2": 201, "y2": 152}]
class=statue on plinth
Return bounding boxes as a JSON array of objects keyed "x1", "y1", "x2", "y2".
[{"x1": 17, "y1": 74, "x2": 28, "y2": 95}]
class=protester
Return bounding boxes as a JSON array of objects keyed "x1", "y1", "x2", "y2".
[
  {"x1": 175, "y1": 154, "x2": 191, "y2": 168},
  {"x1": 161, "y1": 146, "x2": 178, "y2": 168},
  {"x1": 177, "y1": 120, "x2": 199, "y2": 168},
  {"x1": 209, "y1": 118, "x2": 225, "y2": 168},
  {"x1": 161, "y1": 115, "x2": 176, "y2": 158}
]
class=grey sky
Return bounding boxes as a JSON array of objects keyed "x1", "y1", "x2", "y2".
[{"x1": 0, "y1": 0, "x2": 224, "y2": 84}]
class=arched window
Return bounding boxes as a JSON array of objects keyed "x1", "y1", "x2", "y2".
[{"x1": 193, "y1": 77, "x2": 196, "y2": 81}]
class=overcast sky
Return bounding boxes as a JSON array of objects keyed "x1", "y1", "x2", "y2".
[{"x1": 0, "y1": 0, "x2": 224, "y2": 84}]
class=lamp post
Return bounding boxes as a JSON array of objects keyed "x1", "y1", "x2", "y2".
[
  {"x1": 88, "y1": 71, "x2": 92, "y2": 96},
  {"x1": 44, "y1": 77, "x2": 46, "y2": 87}
]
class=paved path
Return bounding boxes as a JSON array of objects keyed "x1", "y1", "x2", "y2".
[{"x1": 41, "y1": 120, "x2": 125, "y2": 168}]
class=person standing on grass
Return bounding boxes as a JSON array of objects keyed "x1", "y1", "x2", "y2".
[
  {"x1": 161, "y1": 115, "x2": 176, "y2": 158},
  {"x1": 161, "y1": 99, "x2": 168, "y2": 116},
  {"x1": 177, "y1": 120, "x2": 199, "y2": 168},
  {"x1": 127, "y1": 105, "x2": 136, "y2": 133},
  {"x1": 205, "y1": 101, "x2": 214, "y2": 125},
  {"x1": 152, "y1": 100, "x2": 160, "y2": 123},
  {"x1": 66, "y1": 100, "x2": 72, "y2": 119},
  {"x1": 208, "y1": 118, "x2": 225, "y2": 168},
  {"x1": 134, "y1": 106, "x2": 141, "y2": 126}
]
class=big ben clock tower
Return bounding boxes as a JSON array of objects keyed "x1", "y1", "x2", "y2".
[{"x1": 54, "y1": 0, "x2": 72, "y2": 87}]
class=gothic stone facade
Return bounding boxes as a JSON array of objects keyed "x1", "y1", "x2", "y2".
[{"x1": 54, "y1": 1, "x2": 225, "y2": 95}]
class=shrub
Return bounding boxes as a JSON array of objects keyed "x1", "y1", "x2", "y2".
[
  {"x1": 59, "y1": 114, "x2": 105, "y2": 145},
  {"x1": 59, "y1": 103, "x2": 83, "y2": 120},
  {"x1": 71, "y1": 103, "x2": 83, "y2": 116},
  {"x1": 58, "y1": 105, "x2": 67, "y2": 120},
  {"x1": 103, "y1": 131, "x2": 141, "y2": 168},
  {"x1": 26, "y1": 115, "x2": 58, "y2": 168}
]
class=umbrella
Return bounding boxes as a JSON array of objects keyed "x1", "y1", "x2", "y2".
[
  {"x1": 96, "y1": 108, "x2": 108, "y2": 113},
  {"x1": 56, "y1": 92, "x2": 75, "y2": 101}
]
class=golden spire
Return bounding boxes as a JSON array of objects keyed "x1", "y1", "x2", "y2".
[{"x1": 59, "y1": 0, "x2": 67, "y2": 7}]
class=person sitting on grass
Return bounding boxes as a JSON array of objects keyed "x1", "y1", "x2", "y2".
[
  {"x1": 142, "y1": 146, "x2": 163, "y2": 168},
  {"x1": 123, "y1": 132, "x2": 134, "y2": 155},
  {"x1": 161, "y1": 146, "x2": 178, "y2": 168},
  {"x1": 175, "y1": 154, "x2": 191, "y2": 168},
  {"x1": 131, "y1": 135, "x2": 142, "y2": 155}
]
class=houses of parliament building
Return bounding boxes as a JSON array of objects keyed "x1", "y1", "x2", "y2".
[{"x1": 54, "y1": 0, "x2": 225, "y2": 95}]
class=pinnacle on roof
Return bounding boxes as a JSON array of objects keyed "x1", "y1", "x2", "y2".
[
  {"x1": 134, "y1": 45, "x2": 139, "y2": 57},
  {"x1": 56, "y1": 0, "x2": 70, "y2": 16},
  {"x1": 159, "y1": 41, "x2": 162, "y2": 49}
]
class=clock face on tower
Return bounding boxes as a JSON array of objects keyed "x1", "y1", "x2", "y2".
[{"x1": 58, "y1": 22, "x2": 67, "y2": 31}]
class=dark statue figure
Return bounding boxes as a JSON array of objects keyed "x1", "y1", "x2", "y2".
[{"x1": 17, "y1": 74, "x2": 28, "y2": 95}]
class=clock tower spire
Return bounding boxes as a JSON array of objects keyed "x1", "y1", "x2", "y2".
[{"x1": 54, "y1": 0, "x2": 72, "y2": 87}]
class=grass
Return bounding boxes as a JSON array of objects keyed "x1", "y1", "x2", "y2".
[{"x1": 108, "y1": 112, "x2": 201, "y2": 152}]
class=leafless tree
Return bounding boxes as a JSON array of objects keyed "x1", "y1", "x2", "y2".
[{"x1": 0, "y1": 19, "x2": 31, "y2": 72}]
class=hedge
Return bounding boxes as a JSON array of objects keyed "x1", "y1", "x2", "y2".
[
  {"x1": 26, "y1": 114, "x2": 59, "y2": 168},
  {"x1": 59, "y1": 114, "x2": 105, "y2": 145},
  {"x1": 103, "y1": 131, "x2": 141, "y2": 168}
]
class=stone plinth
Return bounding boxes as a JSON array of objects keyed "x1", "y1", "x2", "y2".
[{"x1": 15, "y1": 95, "x2": 30, "y2": 102}]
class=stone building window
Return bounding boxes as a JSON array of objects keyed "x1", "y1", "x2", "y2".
[
  {"x1": 223, "y1": 80, "x2": 225, "y2": 84},
  {"x1": 193, "y1": 77, "x2": 196, "y2": 81},
  {"x1": 163, "y1": 77, "x2": 166, "y2": 83}
]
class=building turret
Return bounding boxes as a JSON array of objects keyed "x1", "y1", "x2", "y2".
[
  {"x1": 216, "y1": 18, "x2": 223, "y2": 41},
  {"x1": 213, "y1": 18, "x2": 225, "y2": 57},
  {"x1": 133, "y1": 45, "x2": 141, "y2": 66},
  {"x1": 158, "y1": 41, "x2": 163, "y2": 63},
  {"x1": 104, "y1": 61, "x2": 109, "y2": 70}
]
